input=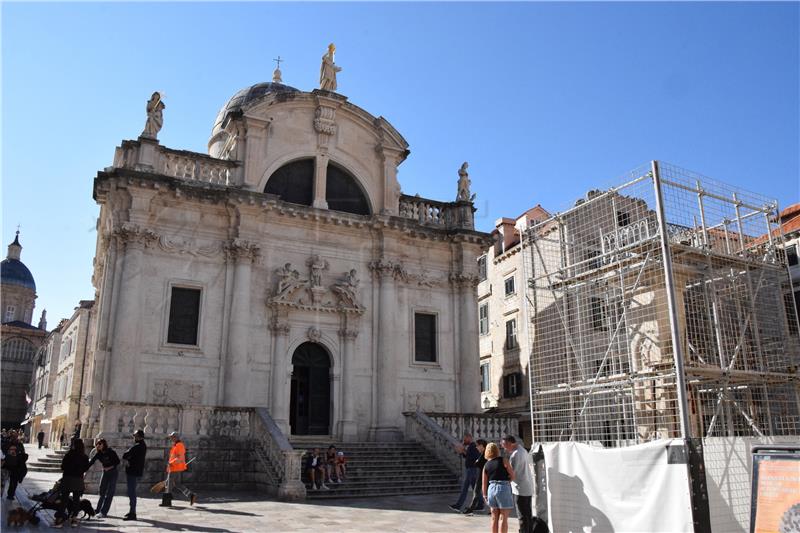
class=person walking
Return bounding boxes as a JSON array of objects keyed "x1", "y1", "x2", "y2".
[
  {"x1": 56, "y1": 438, "x2": 89, "y2": 528},
  {"x1": 88, "y1": 438, "x2": 120, "y2": 517},
  {"x1": 463, "y1": 438, "x2": 489, "y2": 515},
  {"x1": 2, "y1": 443, "x2": 28, "y2": 500},
  {"x1": 502, "y1": 436, "x2": 535, "y2": 533},
  {"x1": 483, "y1": 442, "x2": 515, "y2": 533},
  {"x1": 37, "y1": 430, "x2": 45, "y2": 449},
  {"x1": 160, "y1": 432, "x2": 196, "y2": 507},
  {"x1": 121, "y1": 429, "x2": 146, "y2": 521},
  {"x1": 449, "y1": 433, "x2": 481, "y2": 512}
]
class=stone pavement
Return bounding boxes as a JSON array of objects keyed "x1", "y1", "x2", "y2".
[{"x1": 3, "y1": 447, "x2": 516, "y2": 532}]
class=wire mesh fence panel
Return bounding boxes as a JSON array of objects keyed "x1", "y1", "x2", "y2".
[{"x1": 523, "y1": 161, "x2": 800, "y2": 447}]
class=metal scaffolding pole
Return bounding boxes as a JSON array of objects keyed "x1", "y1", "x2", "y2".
[{"x1": 651, "y1": 160, "x2": 692, "y2": 439}]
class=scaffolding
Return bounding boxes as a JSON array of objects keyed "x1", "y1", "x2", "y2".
[{"x1": 522, "y1": 161, "x2": 800, "y2": 446}]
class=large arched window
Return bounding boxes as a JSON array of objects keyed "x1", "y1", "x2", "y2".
[
  {"x1": 2, "y1": 337, "x2": 36, "y2": 363},
  {"x1": 264, "y1": 159, "x2": 314, "y2": 206},
  {"x1": 264, "y1": 159, "x2": 371, "y2": 216},
  {"x1": 326, "y1": 163, "x2": 370, "y2": 215}
]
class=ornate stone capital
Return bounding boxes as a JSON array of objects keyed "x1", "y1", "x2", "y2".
[
  {"x1": 448, "y1": 272, "x2": 480, "y2": 289},
  {"x1": 268, "y1": 317, "x2": 290, "y2": 336},
  {"x1": 112, "y1": 223, "x2": 159, "y2": 249},
  {"x1": 338, "y1": 329, "x2": 359, "y2": 341},
  {"x1": 368, "y1": 259, "x2": 406, "y2": 281},
  {"x1": 224, "y1": 238, "x2": 261, "y2": 262}
]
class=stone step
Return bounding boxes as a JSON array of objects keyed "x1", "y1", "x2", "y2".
[
  {"x1": 303, "y1": 474, "x2": 457, "y2": 487},
  {"x1": 27, "y1": 465, "x2": 62, "y2": 473},
  {"x1": 306, "y1": 483, "x2": 459, "y2": 499}
]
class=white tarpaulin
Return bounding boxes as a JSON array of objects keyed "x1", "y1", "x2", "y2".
[{"x1": 543, "y1": 439, "x2": 694, "y2": 533}]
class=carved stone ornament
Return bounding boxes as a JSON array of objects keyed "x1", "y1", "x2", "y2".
[
  {"x1": 307, "y1": 327, "x2": 322, "y2": 343},
  {"x1": 313, "y1": 105, "x2": 337, "y2": 135},
  {"x1": 269, "y1": 256, "x2": 364, "y2": 315},
  {"x1": 141, "y1": 91, "x2": 165, "y2": 140},
  {"x1": 368, "y1": 259, "x2": 407, "y2": 281},
  {"x1": 158, "y1": 236, "x2": 222, "y2": 257},
  {"x1": 268, "y1": 317, "x2": 290, "y2": 336},
  {"x1": 404, "y1": 391, "x2": 446, "y2": 412},
  {"x1": 151, "y1": 379, "x2": 203, "y2": 404}
]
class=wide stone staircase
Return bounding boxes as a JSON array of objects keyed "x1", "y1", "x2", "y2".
[
  {"x1": 26, "y1": 446, "x2": 69, "y2": 473},
  {"x1": 290, "y1": 438, "x2": 460, "y2": 500}
]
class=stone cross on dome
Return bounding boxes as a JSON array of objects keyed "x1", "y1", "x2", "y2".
[{"x1": 272, "y1": 56, "x2": 283, "y2": 83}]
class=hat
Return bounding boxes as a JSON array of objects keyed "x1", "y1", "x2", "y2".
[
  {"x1": 168, "y1": 431, "x2": 179, "y2": 438},
  {"x1": 133, "y1": 429, "x2": 145, "y2": 438}
]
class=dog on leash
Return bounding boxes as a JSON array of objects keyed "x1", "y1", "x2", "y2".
[
  {"x1": 77, "y1": 498, "x2": 96, "y2": 519},
  {"x1": 6, "y1": 507, "x2": 30, "y2": 527}
]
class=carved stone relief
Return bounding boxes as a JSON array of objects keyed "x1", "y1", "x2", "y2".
[
  {"x1": 152, "y1": 379, "x2": 203, "y2": 405},
  {"x1": 269, "y1": 255, "x2": 363, "y2": 314},
  {"x1": 404, "y1": 391, "x2": 446, "y2": 412}
]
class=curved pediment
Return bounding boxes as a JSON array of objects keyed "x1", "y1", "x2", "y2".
[{"x1": 209, "y1": 86, "x2": 408, "y2": 215}]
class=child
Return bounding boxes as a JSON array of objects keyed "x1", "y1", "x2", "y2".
[{"x1": 335, "y1": 451, "x2": 347, "y2": 482}]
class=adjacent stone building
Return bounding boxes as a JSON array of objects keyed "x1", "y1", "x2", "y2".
[
  {"x1": 27, "y1": 319, "x2": 67, "y2": 446},
  {"x1": 1, "y1": 232, "x2": 47, "y2": 427},
  {"x1": 84, "y1": 72, "x2": 490, "y2": 444}
]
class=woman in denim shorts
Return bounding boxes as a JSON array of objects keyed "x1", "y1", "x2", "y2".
[{"x1": 482, "y1": 442, "x2": 516, "y2": 533}]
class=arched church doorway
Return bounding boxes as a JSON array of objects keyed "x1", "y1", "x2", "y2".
[{"x1": 289, "y1": 342, "x2": 331, "y2": 435}]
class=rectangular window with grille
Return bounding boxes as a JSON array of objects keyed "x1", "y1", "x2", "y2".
[
  {"x1": 480, "y1": 363, "x2": 491, "y2": 392},
  {"x1": 478, "y1": 255, "x2": 488, "y2": 281},
  {"x1": 479, "y1": 303, "x2": 489, "y2": 335},
  {"x1": 505, "y1": 318, "x2": 518, "y2": 350},
  {"x1": 414, "y1": 312, "x2": 437, "y2": 363},
  {"x1": 503, "y1": 372, "x2": 522, "y2": 398},
  {"x1": 617, "y1": 211, "x2": 631, "y2": 227},
  {"x1": 167, "y1": 287, "x2": 201, "y2": 345},
  {"x1": 5, "y1": 305, "x2": 15, "y2": 322},
  {"x1": 787, "y1": 244, "x2": 798, "y2": 266}
]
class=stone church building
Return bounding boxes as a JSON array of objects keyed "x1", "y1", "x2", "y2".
[{"x1": 85, "y1": 66, "x2": 490, "y2": 447}]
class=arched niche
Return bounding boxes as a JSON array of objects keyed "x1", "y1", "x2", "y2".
[{"x1": 264, "y1": 158, "x2": 314, "y2": 206}]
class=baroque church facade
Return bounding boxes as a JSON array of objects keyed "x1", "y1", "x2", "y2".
[{"x1": 86, "y1": 63, "x2": 489, "y2": 442}]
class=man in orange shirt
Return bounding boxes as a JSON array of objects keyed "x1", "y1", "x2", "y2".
[{"x1": 159, "y1": 432, "x2": 196, "y2": 507}]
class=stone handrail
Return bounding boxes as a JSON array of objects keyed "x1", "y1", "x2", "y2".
[
  {"x1": 399, "y1": 194, "x2": 476, "y2": 230},
  {"x1": 252, "y1": 408, "x2": 306, "y2": 501},
  {"x1": 112, "y1": 139, "x2": 240, "y2": 186},
  {"x1": 404, "y1": 410, "x2": 463, "y2": 476},
  {"x1": 423, "y1": 412, "x2": 520, "y2": 442},
  {"x1": 99, "y1": 400, "x2": 252, "y2": 439}
]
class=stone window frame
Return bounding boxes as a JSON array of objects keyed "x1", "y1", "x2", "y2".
[
  {"x1": 4, "y1": 304, "x2": 15, "y2": 322},
  {"x1": 479, "y1": 303, "x2": 489, "y2": 336},
  {"x1": 480, "y1": 362, "x2": 491, "y2": 393},
  {"x1": 505, "y1": 318, "x2": 518, "y2": 351},
  {"x1": 161, "y1": 279, "x2": 206, "y2": 355},
  {"x1": 410, "y1": 308, "x2": 441, "y2": 368},
  {"x1": 504, "y1": 275, "x2": 516, "y2": 297},
  {"x1": 477, "y1": 255, "x2": 488, "y2": 281}
]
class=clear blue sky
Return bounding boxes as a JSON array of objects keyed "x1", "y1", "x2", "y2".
[{"x1": 2, "y1": 2, "x2": 798, "y2": 325}]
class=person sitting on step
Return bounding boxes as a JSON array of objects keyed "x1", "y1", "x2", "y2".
[{"x1": 304, "y1": 448, "x2": 328, "y2": 490}]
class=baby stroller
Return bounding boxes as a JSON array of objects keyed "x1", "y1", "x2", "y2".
[{"x1": 27, "y1": 480, "x2": 66, "y2": 525}]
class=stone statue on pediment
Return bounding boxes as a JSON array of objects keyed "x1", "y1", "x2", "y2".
[
  {"x1": 456, "y1": 162, "x2": 475, "y2": 202},
  {"x1": 142, "y1": 92, "x2": 165, "y2": 140},
  {"x1": 332, "y1": 269, "x2": 360, "y2": 308},
  {"x1": 307, "y1": 255, "x2": 329, "y2": 288},
  {"x1": 320, "y1": 43, "x2": 342, "y2": 92},
  {"x1": 274, "y1": 263, "x2": 306, "y2": 300}
]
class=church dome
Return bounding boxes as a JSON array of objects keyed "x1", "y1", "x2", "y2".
[
  {"x1": 212, "y1": 82, "x2": 300, "y2": 134},
  {"x1": 1, "y1": 234, "x2": 35, "y2": 291},
  {"x1": 1, "y1": 259, "x2": 36, "y2": 291}
]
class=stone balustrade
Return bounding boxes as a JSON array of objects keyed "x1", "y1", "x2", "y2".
[
  {"x1": 252, "y1": 408, "x2": 306, "y2": 501},
  {"x1": 399, "y1": 194, "x2": 476, "y2": 230},
  {"x1": 99, "y1": 400, "x2": 252, "y2": 439},
  {"x1": 112, "y1": 139, "x2": 240, "y2": 186},
  {"x1": 404, "y1": 410, "x2": 520, "y2": 479}
]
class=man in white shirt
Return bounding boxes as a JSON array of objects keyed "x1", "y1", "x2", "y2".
[{"x1": 502, "y1": 435, "x2": 535, "y2": 533}]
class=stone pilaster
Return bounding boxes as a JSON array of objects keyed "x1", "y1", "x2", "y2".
[
  {"x1": 369, "y1": 259, "x2": 403, "y2": 441},
  {"x1": 223, "y1": 239, "x2": 260, "y2": 406},
  {"x1": 452, "y1": 273, "x2": 482, "y2": 412},
  {"x1": 269, "y1": 317, "x2": 291, "y2": 434},
  {"x1": 312, "y1": 153, "x2": 329, "y2": 209},
  {"x1": 338, "y1": 327, "x2": 359, "y2": 440},
  {"x1": 108, "y1": 224, "x2": 158, "y2": 402}
]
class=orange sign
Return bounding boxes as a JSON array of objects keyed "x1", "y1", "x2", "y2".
[{"x1": 753, "y1": 459, "x2": 800, "y2": 533}]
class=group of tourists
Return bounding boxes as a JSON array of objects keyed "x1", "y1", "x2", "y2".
[
  {"x1": 304, "y1": 445, "x2": 347, "y2": 490},
  {"x1": 2, "y1": 425, "x2": 196, "y2": 527},
  {"x1": 449, "y1": 433, "x2": 545, "y2": 533}
]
